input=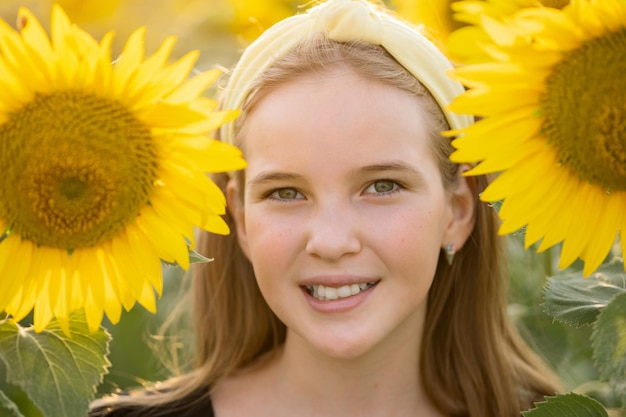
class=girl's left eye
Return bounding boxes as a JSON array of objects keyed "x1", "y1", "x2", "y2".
[
  {"x1": 364, "y1": 180, "x2": 400, "y2": 195},
  {"x1": 268, "y1": 188, "x2": 304, "y2": 201}
]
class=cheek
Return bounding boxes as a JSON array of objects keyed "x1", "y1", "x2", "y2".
[
  {"x1": 385, "y1": 205, "x2": 446, "y2": 242},
  {"x1": 379, "y1": 209, "x2": 445, "y2": 267},
  {"x1": 243, "y1": 213, "x2": 303, "y2": 318},
  {"x1": 244, "y1": 211, "x2": 300, "y2": 274}
]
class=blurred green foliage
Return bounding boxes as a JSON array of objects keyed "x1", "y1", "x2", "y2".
[{"x1": 508, "y1": 237, "x2": 597, "y2": 391}]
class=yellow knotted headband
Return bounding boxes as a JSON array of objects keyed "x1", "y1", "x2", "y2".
[{"x1": 219, "y1": 0, "x2": 473, "y2": 145}]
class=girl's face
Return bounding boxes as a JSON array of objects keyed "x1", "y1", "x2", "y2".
[{"x1": 230, "y1": 67, "x2": 474, "y2": 360}]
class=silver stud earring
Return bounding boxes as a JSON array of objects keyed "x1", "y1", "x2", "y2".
[{"x1": 444, "y1": 243, "x2": 456, "y2": 266}]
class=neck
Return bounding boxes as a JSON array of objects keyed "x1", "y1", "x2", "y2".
[
  {"x1": 212, "y1": 307, "x2": 446, "y2": 417},
  {"x1": 263, "y1": 330, "x2": 441, "y2": 417}
]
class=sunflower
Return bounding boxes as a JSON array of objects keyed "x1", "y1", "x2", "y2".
[
  {"x1": 390, "y1": 0, "x2": 571, "y2": 64},
  {"x1": 0, "y1": 5, "x2": 246, "y2": 332},
  {"x1": 390, "y1": 0, "x2": 462, "y2": 43},
  {"x1": 446, "y1": 0, "x2": 626, "y2": 276},
  {"x1": 446, "y1": 0, "x2": 571, "y2": 63}
]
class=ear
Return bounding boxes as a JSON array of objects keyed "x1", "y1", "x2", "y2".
[
  {"x1": 226, "y1": 177, "x2": 251, "y2": 259},
  {"x1": 442, "y1": 164, "x2": 476, "y2": 251}
]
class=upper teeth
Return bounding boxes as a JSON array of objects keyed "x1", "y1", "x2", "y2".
[{"x1": 306, "y1": 282, "x2": 375, "y2": 301}]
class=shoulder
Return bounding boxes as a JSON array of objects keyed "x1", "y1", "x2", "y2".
[{"x1": 88, "y1": 388, "x2": 214, "y2": 417}]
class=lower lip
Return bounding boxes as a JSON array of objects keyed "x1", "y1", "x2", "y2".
[{"x1": 302, "y1": 284, "x2": 377, "y2": 314}]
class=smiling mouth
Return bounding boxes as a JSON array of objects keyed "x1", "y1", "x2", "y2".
[{"x1": 304, "y1": 282, "x2": 379, "y2": 301}]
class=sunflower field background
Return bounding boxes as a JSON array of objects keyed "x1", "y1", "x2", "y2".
[{"x1": 0, "y1": 1, "x2": 624, "y2": 416}]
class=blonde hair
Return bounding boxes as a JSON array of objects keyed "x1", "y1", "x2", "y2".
[{"x1": 91, "y1": 35, "x2": 561, "y2": 417}]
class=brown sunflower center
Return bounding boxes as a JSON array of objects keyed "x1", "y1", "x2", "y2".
[
  {"x1": 539, "y1": 0, "x2": 570, "y2": 9},
  {"x1": 0, "y1": 91, "x2": 158, "y2": 249},
  {"x1": 541, "y1": 27, "x2": 626, "y2": 192}
]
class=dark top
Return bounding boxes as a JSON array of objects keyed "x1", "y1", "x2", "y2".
[{"x1": 88, "y1": 389, "x2": 214, "y2": 417}]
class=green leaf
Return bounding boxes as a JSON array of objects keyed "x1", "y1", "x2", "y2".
[
  {"x1": 543, "y1": 259, "x2": 626, "y2": 327},
  {"x1": 162, "y1": 248, "x2": 213, "y2": 268},
  {"x1": 189, "y1": 249, "x2": 213, "y2": 264},
  {"x1": 522, "y1": 393, "x2": 608, "y2": 417},
  {"x1": 0, "y1": 390, "x2": 25, "y2": 417},
  {"x1": 591, "y1": 291, "x2": 626, "y2": 409},
  {"x1": 0, "y1": 313, "x2": 111, "y2": 417}
]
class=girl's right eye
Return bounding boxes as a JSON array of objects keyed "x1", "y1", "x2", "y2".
[{"x1": 267, "y1": 188, "x2": 304, "y2": 201}]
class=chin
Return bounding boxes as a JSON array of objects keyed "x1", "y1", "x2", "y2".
[{"x1": 308, "y1": 334, "x2": 382, "y2": 362}]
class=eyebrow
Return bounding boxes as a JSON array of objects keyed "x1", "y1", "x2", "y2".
[
  {"x1": 355, "y1": 161, "x2": 423, "y2": 177},
  {"x1": 248, "y1": 161, "x2": 425, "y2": 188},
  {"x1": 247, "y1": 171, "x2": 303, "y2": 188}
]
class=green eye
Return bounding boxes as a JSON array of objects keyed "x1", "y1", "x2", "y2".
[
  {"x1": 366, "y1": 180, "x2": 398, "y2": 194},
  {"x1": 273, "y1": 188, "x2": 302, "y2": 200}
]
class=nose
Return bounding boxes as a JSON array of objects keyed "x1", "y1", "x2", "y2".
[{"x1": 305, "y1": 200, "x2": 362, "y2": 261}]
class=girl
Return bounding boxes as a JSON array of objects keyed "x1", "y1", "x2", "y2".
[{"x1": 90, "y1": 0, "x2": 561, "y2": 416}]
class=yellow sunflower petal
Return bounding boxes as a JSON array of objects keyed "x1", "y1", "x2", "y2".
[
  {"x1": 0, "y1": 235, "x2": 33, "y2": 309},
  {"x1": 159, "y1": 158, "x2": 225, "y2": 211},
  {"x1": 44, "y1": 252, "x2": 77, "y2": 332},
  {"x1": 151, "y1": 50, "x2": 199, "y2": 90},
  {"x1": 102, "y1": 279, "x2": 124, "y2": 324},
  {"x1": 448, "y1": 60, "x2": 551, "y2": 86},
  {"x1": 498, "y1": 155, "x2": 568, "y2": 237},
  {"x1": 73, "y1": 248, "x2": 105, "y2": 326},
  {"x1": 514, "y1": 8, "x2": 585, "y2": 50},
  {"x1": 83, "y1": 288, "x2": 105, "y2": 332},
  {"x1": 137, "y1": 207, "x2": 190, "y2": 270},
  {"x1": 124, "y1": 223, "x2": 164, "y2": 297},
  {"x1": 200, "y1": 213, "x2": 231, "y2": 236},
  {"x1": 135, "y1": 36, "x2": 177, "y2": 80},
  {"x1": 6, "y1": 243, "x2": 59, "y2": 329},
  {"x1": 580, "y1": 192, "x2": 623, "y2": 276},
  {"x1": 139, "y1": 102, "x2": 207, "y2": 127},
  {"x1": 0, "y1": 64, "x2": 27, "y2": 117},
  {"x1": 556, "y1": 187, "x2": 617, "y2": 276},
  {"x1": 0, "y1": 33, "x2": 38, "y2": 101},
  {"x1": 466, "y1": 137, "x2": 540, "y2": 176},
  {"x1": 112, "y1": 26, "x2": 146, "y2": 97},
  {"x1": 175, "y1": 136, "x2": 246, "y2": 172},
  {"x1": 491, "y1": 165, "x2": 554, "y2": 234},
  {"x1": 480, "y1": 13, "x2": 528, "y2": 47},
  {"x1": 479, "y1": 140, "x2": 553, "y2": 202},
  {"x1": 108, "y1": 235, "x2": 147, "y2": 302},
  {"x1": 39, "y1": 255, "x2": 80, "y2": 329},
  {"x1": 448, "y1": 86, "x2": 540, "y2": 116},
  {"x1": 450, "y1": 107, "x2": 541, "y2": 164},
  {"x1": 92, "y1": 31, "x2": 115, "y2": 96},
  {"x1": 529, "y1": 176, "x2": 581, "y2": 249},
  {"x1": 557, "y1": 182, "x2": 601, "y2": 270},
  {"x1": 136, "y1": 281, "x2": 158, "y2": 314},
  {"x1": 124, "y1": 40, "x2": 197, "y2": 106},
  {"x1": 50, "y1": 4, "x2": 81, "y2": 87},
  {"x1": 96, "y1": 248, "x2": 130, "y2": 319},
  {"x1": 150, "y1": 193, "x2": 196, "y2": 244},
  {"x1": 165, "y1": 68, "x2": 223, "y2": 104},
  {"x1": 29, "y1": 248, "x2": 61, "y2": 331},
  {"x1": 17, "y1": 8, "x2": 57, "y2": 82},
  {"x1": 447, "y1": 25, "x2": 491, "y2": 64}
]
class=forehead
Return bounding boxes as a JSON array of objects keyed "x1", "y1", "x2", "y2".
[{"x1": 238, "y1": 67, "x2": 443, "y2": 185}]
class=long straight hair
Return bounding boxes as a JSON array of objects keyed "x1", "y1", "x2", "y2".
[{"x1": 91, "y1": 35, "x2": 561, "y2": 417}]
